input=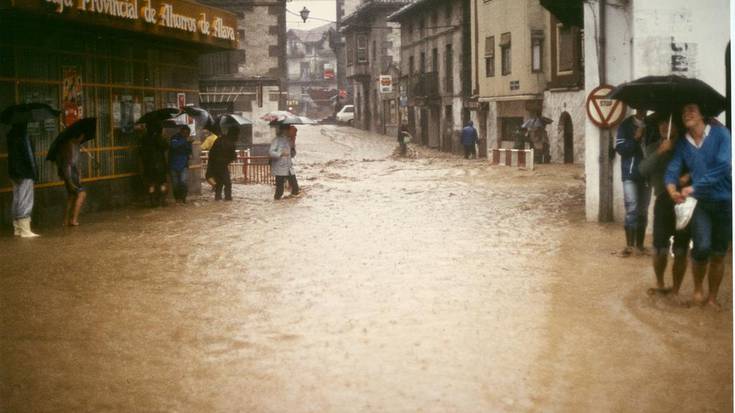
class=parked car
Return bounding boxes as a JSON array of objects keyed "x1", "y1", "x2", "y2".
[{"x1": 336, "y1": 105, "x2": 354, "y2": 125}]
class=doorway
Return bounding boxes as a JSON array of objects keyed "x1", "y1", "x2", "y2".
[
  {"x1": 420, "y1": 108, "x2": 429, "y2": 145},
  {"x1": 560, "y1": 111, "x2": 574, "y2": 163}
]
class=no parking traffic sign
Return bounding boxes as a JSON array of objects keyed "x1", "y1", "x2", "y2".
[{"x1": 586, "y1": 84, "x2": 627, "y2": 129}]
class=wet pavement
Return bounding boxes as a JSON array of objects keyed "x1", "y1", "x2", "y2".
[{"x1": 1, "y1": 125, "x2": 732, "y2": 412}]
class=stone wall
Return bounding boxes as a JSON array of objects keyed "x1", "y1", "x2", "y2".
[{"x1": 238, "y1": 2, "x2": 285, "y2": 81}]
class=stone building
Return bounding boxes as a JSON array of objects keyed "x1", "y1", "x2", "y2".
[
  {"x1": 388, "y1": 0, "x2": 472, "y2": 153},
  {"x1": 334, "y1": 0, "x2": 362, "y2": 107},
  {"x1": 286, "y1": 24, "x2": 339, "y2": 119},
  {"x1": 197, "y1": 0, "x2": 288, "y2": 144},
  {"x1": 540, "y1": 9, "x2": 585, "y2": 165},
  {"x1": 341, "y1": 0, "x2": 409, "y2": 136}
]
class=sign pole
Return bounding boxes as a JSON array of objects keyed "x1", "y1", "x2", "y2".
[{"x1": 585, "y1": 84, "x2": 626, "y2": 222}]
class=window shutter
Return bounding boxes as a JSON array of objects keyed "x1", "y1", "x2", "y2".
[{"x1": 485, "y1": 36, "x2": 494, "y2": 57}]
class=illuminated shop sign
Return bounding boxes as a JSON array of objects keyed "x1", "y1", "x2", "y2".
[{"x1": 42, "y1": 0, "x2": 236, "y2": 41}]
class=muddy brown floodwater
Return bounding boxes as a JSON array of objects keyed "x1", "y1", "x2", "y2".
[{"x1": 1, "y1": 125, "x2": 732, "y2": 412}]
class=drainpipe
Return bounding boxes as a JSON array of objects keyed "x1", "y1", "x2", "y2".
[
  {"x1": 597, "y1": 0, "x2": 614, "y2": 222},
  {"x1": 473, "y1": 0, "x2": 479, "y2": 95}
]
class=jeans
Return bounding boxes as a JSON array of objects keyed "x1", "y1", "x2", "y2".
[
  {"x1": 274, "y1": 174, "x2": 299, "y2": 200},
  {"x1": 622, "y1": 179, "x2": 651, "y2": 230},
  {"x1": 11, "y1": 179, "x2": 34, "y2": 219},
  {"x1": 170, "y1": 168, "x2": 188, "y2": 201},
  {"x1": 690, "y1": 200, "x2": 732, "y2": 262}
]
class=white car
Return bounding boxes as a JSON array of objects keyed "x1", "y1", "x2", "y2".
[{"x1": 336, "y1": 105, "x2": 355, "y2": 125}]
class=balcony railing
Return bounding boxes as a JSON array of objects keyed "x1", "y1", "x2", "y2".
[{"x1": 406, "y1": 72, "x2": 439, "y2": 99}]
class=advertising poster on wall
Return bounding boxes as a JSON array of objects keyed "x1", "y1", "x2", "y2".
[
  {"x1": 121, "y1": 95, "x2": 134, "y2": 133},
  {"x1": 133, "y1": 96, "x2": 142, "y2": 125},
  {"x1": 62, "y1": 66, "x2": 83, "y2": 127},
  {"x1": 380, "y1": 75, "x2": 393, "y2": 93},
  {"x1": 143, "y1": 96, "x2": 155, "y2": 116},
  {"x1": 112, "y1": 94, "x2": 121, "y2": 128},
  {"x1": 324, "y1": 63, "x2": 335, "y2": 80}
]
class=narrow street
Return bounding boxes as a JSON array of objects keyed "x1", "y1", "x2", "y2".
[{"x1": 1, "y1": 125, "x2": 731, "y2": 412}]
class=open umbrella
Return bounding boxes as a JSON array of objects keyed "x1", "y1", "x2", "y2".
[
  {"x1": 521, "y1": 116, "x2": 553, "y2": 129},
  {"x1": 219, "y1": 113, "x2": 252, "y2": 129},
  {"x1": 607, "y1": 75, "x2": 726, "y2": 117},
  {"x1": 276, "y1": 115, "x2": 317, "y2": 125},
  {"x1": 178, "y1": 106, "x2": 215, "y2": 131},
  {"x1": 135, "y1": 108, "x2": 179, "y2": 126},
  {"x1": 46, "y1": 117, "x2": 97, "y2": 162},
  {"x1": 260, "y1": 110, "x2": 296, "y2": 123},
  {"x1": 0, "y1": 103, "x2": 60, "y2": 125}
]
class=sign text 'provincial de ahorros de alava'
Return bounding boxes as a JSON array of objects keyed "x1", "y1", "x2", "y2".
[{"x1": 44, "y1": 0, "x2": 236, "y2": 41}]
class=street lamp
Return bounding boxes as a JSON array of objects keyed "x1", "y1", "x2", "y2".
[{"x1": 300, "y1": 6, "x2": 310, "y2": 23}]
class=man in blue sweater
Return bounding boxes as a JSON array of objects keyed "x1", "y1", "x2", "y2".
[
  {"x1": 615, "y1": 109, "x2": 651, "y2": 256},
  {"x1": 461, "y1": 121, "x2": 478, "y2": 159},
  {"x1": 664, "y1": 103, "x2": 732, "y2": 309},
  {"x1": 169, "y1": 125, "x2": 193, "y2": 204}
]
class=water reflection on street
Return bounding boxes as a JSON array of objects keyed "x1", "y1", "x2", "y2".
[{"x1": 1, "y1": 125, "x2": 731, "y2": 412}]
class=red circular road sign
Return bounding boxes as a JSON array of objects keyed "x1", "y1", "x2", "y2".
[{"x1": 586, "y1": 84, "x2": 627, "y2": 129}]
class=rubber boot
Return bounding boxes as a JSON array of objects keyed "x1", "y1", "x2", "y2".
[
  {"x1": 17, "y1": 217, "x2": 39, "y2": 238},
  {"x1": 12, "y1": 219, "x2": 20, "y2": 237}
]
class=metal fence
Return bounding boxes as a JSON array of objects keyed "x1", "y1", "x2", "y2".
[{"x1": 201, "y1": 150, "x2": 275, "y2": 185}]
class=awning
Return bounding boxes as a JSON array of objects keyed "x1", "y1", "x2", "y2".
[{"x1": 539, "y1": 0, "x2": 583, "y2": 27}]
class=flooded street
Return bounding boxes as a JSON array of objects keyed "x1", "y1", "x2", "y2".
[{"x1": 1, "y1": 125, "x2": 731, "y2": 412}]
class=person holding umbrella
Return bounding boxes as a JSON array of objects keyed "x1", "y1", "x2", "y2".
[
  {"x1": 269, "y1": 123, "x2": 301, "y2": 200},
  {"x1": 638, "y1": 112, "x2": 690, "y2": 299},
  {"x1": 47, "y1": 117, "x2": 97, "y2": 226},
  {"x1": 665, "y1": 103, "x2": 731, "y2": 309},
  {"x1": 168, "y1": 124, "x2": 193, "y2": 204},
  {"x1": 6, "y1": 123, "x2": 40, "y2": 237},
  {"x1": 139, "y1": 124, "x2": 169, "y2": 207},
  {"x1": 614, "y1": 108, "x2": 652, "y2": 257},
  {"x1": 207, "y1": 127, "x2": 238, "y2": 201},
  {"x1": 55, "y1": 133, "x2": 88, "y2": 226},
  {"x1": 2, "y1": 102, "x2": 60, "y2": 237}
]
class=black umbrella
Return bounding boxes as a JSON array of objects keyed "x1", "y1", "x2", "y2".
[
  {"x1": 135, "y1": 108, "x2": 179, "y2": 125},
  {"x1": 178, "y1": 106, "x2": 215, "y2": 131},
  {"x1": 219, "y1": 113, "x2": 253, "y2": 130},
  {"x1": 607, "y1": 75, "x2": 726, "y2": 117},
  {"x1": 46, "y1": 117, "x2": 97, "y2": 162},
  {"x1": 0, "y1": 103, "x2": 61, "y2": 125}
]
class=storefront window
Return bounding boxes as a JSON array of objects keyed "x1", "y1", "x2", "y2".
[{"x1": 0, "y1": 18, "x2": 202, "y2": 191}]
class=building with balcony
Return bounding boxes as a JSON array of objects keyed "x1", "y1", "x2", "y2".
[
  {"x1": 197, "y1": 0, "x2": 288, "y2": 144},
  {"x1": 286, "y1": 24, "x2": 339, "y2": 119},
  {"x1": 540, "y1": 10, "x2": 584, "y2": 166},
  {"x1": 341, "y1": 0, "x2": 409, "y2": 135},
  {"x1": 389, "y1": 0, "x2": 472, "y2": 152},
  {"x1": 334, "y1": 0, "x2": 362, "y2": 107}
]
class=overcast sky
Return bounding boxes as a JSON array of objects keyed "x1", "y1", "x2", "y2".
[{"x1": 286, "y1": 0, "x2": 337, "y2": 31}]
